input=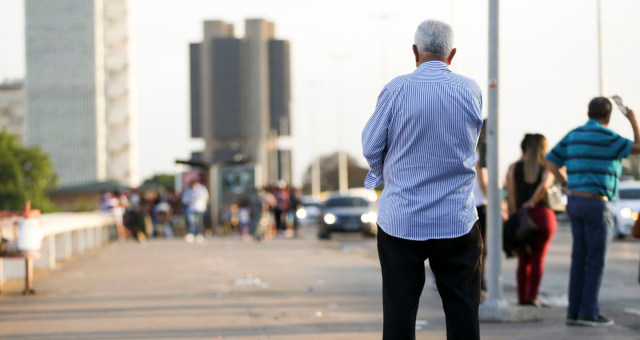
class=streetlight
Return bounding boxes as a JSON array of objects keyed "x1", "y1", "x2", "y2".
[
  {"x1": 479, "y1": 0, "x2": 540, "y2": 322},
  {"x1": 330, "y1": 53, "x2": 349, "y2": 194}
]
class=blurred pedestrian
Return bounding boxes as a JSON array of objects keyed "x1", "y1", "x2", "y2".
[
  {"x1": 238, "y1": 199, "x2": 251, "y2": 240},
  {"x1": 154, "y1": 195, "x2": 173, "y2": 238},
  {"x1": 362, "y1": 19, "x2": 482, "y2": 340},
  {"x1": 182, "y1": 179, "x2": 209, "y2": 244},
  {"x1": 101, "y1": 191, "x2": 126, "y2": 240},
  {"x1": 474, "y1": 119, "x2": 488, "y2": 297},
  {"x1": 546, "y1": 97, "x2": 640, "y2": 327},
  {"x1": 506, "y1": 133, "x2": 556, "y2": 307}
]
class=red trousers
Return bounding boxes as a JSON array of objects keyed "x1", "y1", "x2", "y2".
[{"x1": 517, "y1": 205, "x2": 557, "y2": 304}]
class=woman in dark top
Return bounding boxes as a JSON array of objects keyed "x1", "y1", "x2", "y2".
[{"x1": 506, "y1": 133, "x2": 557, "y2": 306}]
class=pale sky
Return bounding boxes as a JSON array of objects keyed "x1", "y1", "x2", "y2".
[{"x1": 1, "y1": 0, "x2": 640, "y2": 186}]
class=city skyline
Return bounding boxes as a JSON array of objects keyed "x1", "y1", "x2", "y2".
[{"x1": 1, "y1": 0, "x2": 640, "y2": 186}]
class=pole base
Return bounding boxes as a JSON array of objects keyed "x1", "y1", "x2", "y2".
[{"x1": 479, "y1": 298, "x2": 543, "y2": 322}]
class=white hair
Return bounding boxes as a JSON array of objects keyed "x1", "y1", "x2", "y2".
[{"x1": 414, "y1": 19, "x2": 454, "y2": 58}]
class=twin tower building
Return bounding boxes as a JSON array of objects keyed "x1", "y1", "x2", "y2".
[
  {"x1": 25, "y1": 0, "x2": 291, "y2": 189},
  {"x1": 189, "y1": 19, "x2": 292, "y2": 187}
]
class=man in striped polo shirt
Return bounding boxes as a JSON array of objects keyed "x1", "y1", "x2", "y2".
[
  {"x1": 546, "y1": 97, "x2": 640, "y2": 327},
  {"x1": 362, "y1": 19, "x2": 483, "y2": 340}
]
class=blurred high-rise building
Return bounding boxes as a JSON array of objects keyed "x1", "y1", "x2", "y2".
[
  {"x1": 189, "y1": 19, "x2": 292, "y2": 186},
  {"x1": 25, "y1": 0, "x2": 138, "y2": 187},
  {"x1": 0, "y1": 80, "x2": 25, "y2": 143}
]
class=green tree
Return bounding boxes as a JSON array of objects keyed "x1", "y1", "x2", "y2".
[
  {"x1": 0, "y1": 132, "x2": 58, "y2": 212},
  {"x1": 141, "y1": 173, "x2": 175, "y2": 192}
]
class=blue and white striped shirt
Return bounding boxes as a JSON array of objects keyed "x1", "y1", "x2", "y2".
[{"x1": 362, "y1": 61, "x2": 483, "y2": 241}]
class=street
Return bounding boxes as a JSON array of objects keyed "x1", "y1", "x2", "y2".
[{"x1": 0, "y1": 218, "x2": 638, "y2": 339}]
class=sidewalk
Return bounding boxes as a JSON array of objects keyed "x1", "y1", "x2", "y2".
[{"x1": 0, "y1": 227, "x2": 638, "y2": 339}]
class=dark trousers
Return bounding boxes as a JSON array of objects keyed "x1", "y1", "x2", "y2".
[
  {"x1": 476, "y1": 205, "x2": 487, "y2": 291},
  {"x1": 566, "y1": 195, "x2": 613, "y2": 319},
  {"x1": 377, "y1": 224, "x2": 482, "y2": 340}
]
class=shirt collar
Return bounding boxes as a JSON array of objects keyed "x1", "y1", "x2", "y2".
[
  {"x1": 416, "y1": 60, "x2": 451, "y2": 72},
  {"x1": 586, "y1": 119, "x2": 614, "y2": 132}
]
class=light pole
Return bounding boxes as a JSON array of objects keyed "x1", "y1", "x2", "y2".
[
  {"x1": 480, "y1": 0, "x2": 541, "y2": 322},
  {"x1": 307, "y1": 80, "x2": 322, "y2": 198},
  {"x1": 485, "y1": 0, "x2": 505, "y2": 309},
  {"x1": 331, "y1": 54, "x2": 349, "y2": 194},
  {"x1": 596, "y1": 0, "x2": 605, "y2": 95}
]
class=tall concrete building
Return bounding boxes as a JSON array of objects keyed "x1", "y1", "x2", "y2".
[
  {"x1": 25, "y1": 0, "x2": 138, "y2": 187},
  {"x1": 189, "y1": 19, "x2": 292, "y2": 186},
  {"x1": 0, "y1": 80, "x2": 25, "y2": 143}
]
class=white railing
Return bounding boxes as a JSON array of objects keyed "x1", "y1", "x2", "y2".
[{"x1": 1, "y1": 212, "x2": 115, "y2": 283}]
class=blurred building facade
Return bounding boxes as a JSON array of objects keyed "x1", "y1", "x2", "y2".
[
  {"x1": 0, "y1": 80, "x2": 25, "y2": 143},
  {"x1": 189, "y1": 19, "x2": 292, "y2": 186},
  {"x1": 25, "y1": 0, "x2": 138, "y2": 188}
]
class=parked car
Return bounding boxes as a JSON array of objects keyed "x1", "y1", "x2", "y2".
[
  {"x1": 296, "y1": 196, "x2": 323, "y2": 226},
  {"x1": 318, "y1": 193, "x2": 378, "y2": 239},
  {"x1": 612, "y1": 181, "x2": 640, "y2": 238}
]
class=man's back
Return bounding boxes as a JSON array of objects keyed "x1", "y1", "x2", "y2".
[
  {"x1": 547, "y1": 119, "x2": 632, "y2": 200},
  {"x1": 363, "y1": 60, "x2": 482, "y2": 240}
]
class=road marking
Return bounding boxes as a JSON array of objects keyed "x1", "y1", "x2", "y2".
[{"x1": 624, "y1": 308, "x2": 640, "y2": 317}]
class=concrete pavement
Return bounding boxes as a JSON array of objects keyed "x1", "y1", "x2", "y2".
[{"x1": 0, "y1": 221, "x2": 638, "y2": 339}]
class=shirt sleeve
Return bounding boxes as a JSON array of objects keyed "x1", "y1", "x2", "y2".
[
  {"x1": 362, "y1": 86, "x2": 397, "y2": 189},
  {"x1": 545, "y1": 135, "x2": 569, "y2": 167},
  {"x1": 613, "y1": 135, "x2": 634, "y2": 159}
]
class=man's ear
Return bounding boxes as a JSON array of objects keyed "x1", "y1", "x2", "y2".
[
  {"x1": 446, "y1": 48, "x2": 457, "y2": 65},
  {"x1": 412, "y1": 44, "x2": 419, "y2": 64}
]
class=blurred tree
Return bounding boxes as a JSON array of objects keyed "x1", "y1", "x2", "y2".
[
  {"x1": 0, "y1": 132, "x2": 58, "y2": 212},
  {"x1": 301, "y1": 152, "x2": 369, "y2": 194},
  {"x1": 141, "y1": 173, "x2": 175, "y2": 192}
]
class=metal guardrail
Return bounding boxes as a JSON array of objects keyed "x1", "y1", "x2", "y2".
[{"x1": 0, "y1": 211, "x2": 116, "y2": 294}]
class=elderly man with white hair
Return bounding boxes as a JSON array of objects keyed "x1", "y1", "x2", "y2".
[{"x1": 362, "y1": 19, "x2": 483, "y2": 340}]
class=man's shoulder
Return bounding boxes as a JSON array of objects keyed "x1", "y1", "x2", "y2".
[
  {"x1": 384, "y1": 74, "x2": 411, "y2": 92},
  {"x1": 449, "y1": 72, "x2": 482, "y2": 97}
]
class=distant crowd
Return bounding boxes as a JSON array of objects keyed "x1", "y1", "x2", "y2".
[{"x1": 99, "y1": 180, "x2": 303, "y2": 244}]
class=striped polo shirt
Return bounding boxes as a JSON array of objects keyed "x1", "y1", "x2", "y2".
[
  {"x1": 362, "y1": 60, "x2": 483, "y2": 241},
  {"x1": 546, "y1": 119, "x2": 633, "y2": 200}
]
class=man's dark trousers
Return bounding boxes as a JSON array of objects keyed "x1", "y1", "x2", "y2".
[
  {"x1": 565, "y1": 195, "x2": 613, "y2": 319},
  {"x1": 377, "y1": 223, "x2": 482, "y2": 340}
]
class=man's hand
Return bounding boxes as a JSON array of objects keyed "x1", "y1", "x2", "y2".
[
  {"x1": 625, "y1": 107, "x2": 636, "y2": 122},
  {"x1": 627, "y1": 107, "x2": 640, "y2": 154}
]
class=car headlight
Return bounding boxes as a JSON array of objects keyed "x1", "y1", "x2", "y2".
[
  {"x1": 296, "y1": 208, "x2": 307, "y2": 219},
  {"x1": 620, "y1": 207, "x2": 632, "y2": 219},
  {"x1": 361, "y1": 211, "x2": 378, "y2": 223},
  {"x1": 633, "y1": 212, "x2": 639, "y2": 221},
  {"x1": 323, "y1": 213, "x2": 336, "y2": 225}
]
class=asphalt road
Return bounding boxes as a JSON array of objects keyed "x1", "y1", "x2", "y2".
[{"x1": 0, "y1": 218, "x2": 638, "y2": 339}]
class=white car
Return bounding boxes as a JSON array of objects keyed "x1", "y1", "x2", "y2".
[
  {"x1": 296, "y1": 196, "x2": 323, "y2": 226},
  {"x1": 612, "y1": 181, "x2": 640, "y2": 238}
]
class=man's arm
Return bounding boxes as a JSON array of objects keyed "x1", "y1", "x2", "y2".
[
  {"x1": 545, "y1": 160, "x2": 568, "y2": 192},
  {"x1": 362, "y1": 87, "x2": 396, "y2": 189},
  {"x1": 625, "y1": 108, "x2": 640, "y2": 154},
  {"x1": 476, "y1": 162, "x2": 488, "y2": 197}
]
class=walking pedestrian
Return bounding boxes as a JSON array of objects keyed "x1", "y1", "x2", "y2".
[
  {"x1": 182, "y1": 179, "x2": 209, "y2": 244},
  {"x1": 362, "y1": 19, "x2": 483, "y2": 340},
  {"x1": 506, "y1": 133, "x2": 556, "y2": 307},
  {"x1": 101, "y1": 191, "x2": 126, "y2": 240},
  {"x1": 546, "y1": 97, "x2": 640, "y2": 327}
]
